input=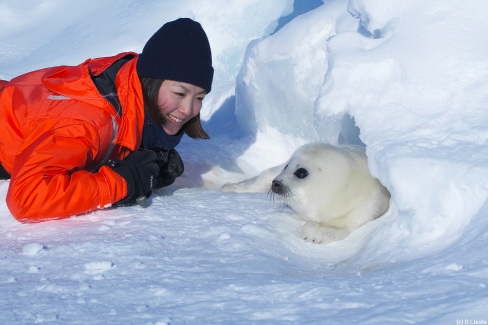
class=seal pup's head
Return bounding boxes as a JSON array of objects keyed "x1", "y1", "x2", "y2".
[{"x1": 270, "y1": 143, "x2": 388, "y2": 227}]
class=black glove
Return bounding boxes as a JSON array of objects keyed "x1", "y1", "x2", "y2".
[
  {"x1": 152, "y1": 148, "x2": 184, "y2": 188},
  {"x1": 109, "y1": 151, "x2": 160, "y2": 207}
]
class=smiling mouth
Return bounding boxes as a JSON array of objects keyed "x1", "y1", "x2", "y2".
[{"x1": 167, "y1": 114, "x2": 183, "y2": 123}]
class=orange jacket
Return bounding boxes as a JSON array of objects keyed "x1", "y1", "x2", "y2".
[{"x1": 0, "y1": 52, "x2": 145, "y2": 222}]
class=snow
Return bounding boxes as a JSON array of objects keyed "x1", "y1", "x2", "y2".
[{"x1": 1, "y1": 0, "x2": 488, "y2": 324}]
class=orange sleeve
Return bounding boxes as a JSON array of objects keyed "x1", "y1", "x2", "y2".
[{"x1": 6, "y1": 124, "x2": 128, "y2": 222}]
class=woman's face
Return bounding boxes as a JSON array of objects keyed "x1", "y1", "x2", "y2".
[{"x1": 156, "y1": 80, "x2": 206, "y2": 135}]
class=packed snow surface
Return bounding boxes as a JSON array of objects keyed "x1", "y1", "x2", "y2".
[{"x1": 1, "y1": 0, "x2": 487, "y2": 324}]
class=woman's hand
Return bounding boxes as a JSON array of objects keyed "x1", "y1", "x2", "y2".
[{"x1": 109, "y1": 151, "x2": 160, "y2": 207}]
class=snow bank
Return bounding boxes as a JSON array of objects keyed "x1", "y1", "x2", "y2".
[
  {"x1": 235, "y1": 0, "x2": 358, "y2": 143},
  {"x1": 233, "y1": 0, "x2": 488, "y2": 261},
  {"x1": 316, "y1": 0, "x2": 488, "y2": 259}
]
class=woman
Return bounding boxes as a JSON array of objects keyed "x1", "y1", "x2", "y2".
[{"x1": 0, "y1": 18, "x2": 214, "y2": 222}]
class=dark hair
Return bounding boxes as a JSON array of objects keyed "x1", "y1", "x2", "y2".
[{"x1": 140, "y1": 77, "x2": 210, "y2": 139}]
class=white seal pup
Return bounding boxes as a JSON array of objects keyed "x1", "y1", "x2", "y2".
[{"x1": 221, "y1": 143, "x2": 391, "y2": 244}]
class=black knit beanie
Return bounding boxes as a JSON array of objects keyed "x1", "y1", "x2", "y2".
[{"x1": 137, "y1": 18, "x2": 214, "y2": 93}]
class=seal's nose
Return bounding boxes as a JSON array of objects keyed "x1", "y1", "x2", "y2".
[{"x1": 271, "y1": 180, "x2": 283, "y2": 194}]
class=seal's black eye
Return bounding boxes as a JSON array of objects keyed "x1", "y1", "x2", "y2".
[{"x1": 294, "y1": 168, "x2": 308, "y2": 179}]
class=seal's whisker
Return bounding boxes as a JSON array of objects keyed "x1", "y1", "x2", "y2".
[{"x1": 266, "y1": 187, "x2": 274, "y2": 202}]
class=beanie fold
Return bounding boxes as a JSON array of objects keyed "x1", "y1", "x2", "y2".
[{"x1": 137, "y1": 54, "x2": 213, "y2": 93}]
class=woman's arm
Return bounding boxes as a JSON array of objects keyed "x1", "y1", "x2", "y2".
[{"x1": 6, "y1": 124, "x2": 127, "y2": 222}]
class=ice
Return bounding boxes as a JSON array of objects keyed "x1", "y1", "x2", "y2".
[{"x1": 22, "y1": 243, "x2": 45, "y2": 256}]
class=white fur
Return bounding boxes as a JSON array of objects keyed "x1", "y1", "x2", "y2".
[{"x1": 221, "y1": 143, "x2": 391, "y2": 244}]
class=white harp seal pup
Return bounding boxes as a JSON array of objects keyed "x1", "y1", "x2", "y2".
[{"x1": 221, "y1": 143, "x2": 391, "y2": 244}]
